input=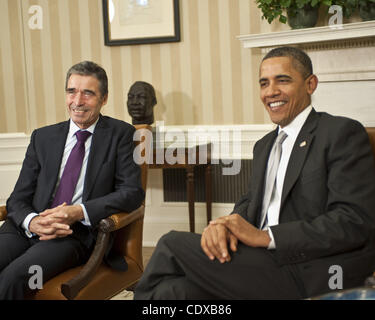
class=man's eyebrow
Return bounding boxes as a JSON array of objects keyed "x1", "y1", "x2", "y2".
[
  {"x1": 83, "y1": 89, "x2": 96, "y2": 95},
  {"x1": 275, "y1": 74, "x2": 292, "y2": 80},
  {"x1": 259, "y1": 74, "x2": 292, "y2": 83},
  {"x1": 66, "y1": 88, "x2": 96, "y2": 95}
]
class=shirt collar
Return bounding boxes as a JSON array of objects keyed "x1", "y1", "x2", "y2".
[
  {"x1": 68, "y1": 117, "x2": 99, "y2": 139},
  {"x1": 278, "y1": 105, "x2": 312, "y2": 140}
]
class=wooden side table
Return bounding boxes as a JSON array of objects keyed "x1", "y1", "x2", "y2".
[{"x1": 149, "y1": 144, "x2": 212, "y2": 233}]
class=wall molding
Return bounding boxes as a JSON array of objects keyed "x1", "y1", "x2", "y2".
[
  {"x1": 0, "y1": 133, "x2": 29, "y2": 165},
  {"x1": 0, "y1": 133, "x2": 29, "y2": 205},
  {"x1": 237, "y1": 21, "x2": 375, "y2": 49}
]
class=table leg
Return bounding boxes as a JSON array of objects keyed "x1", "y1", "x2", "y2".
[{"x1": 186, "y1": 166, "x2": 195, "y2": 233}]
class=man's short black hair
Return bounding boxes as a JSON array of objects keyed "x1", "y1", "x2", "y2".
[
  {"x1": 262, "y1": 46, "x2": 313, "y2": 79},
  {"x1": 65, "y1": 61, "x2": 108, "y2": 98}
]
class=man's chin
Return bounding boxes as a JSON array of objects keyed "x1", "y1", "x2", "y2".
[
  {"x1": 71, "y1": 117, "x2": 93, "y2": 129},
  {"x1": 268, "y1": 115, "x2": 285, "y2": 127}
]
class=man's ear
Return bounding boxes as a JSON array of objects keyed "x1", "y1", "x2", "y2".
[
  {"x1": 102, "y1": 94, "x2": 108, "y2": 106},
  {"x1": 306, "y1": 74, "x2": 318, "y2": 95}
]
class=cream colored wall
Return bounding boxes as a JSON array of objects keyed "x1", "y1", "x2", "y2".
[
  {"x1": 0, "y1": 0, "x2": 277, "y2": 134},
  {"x1": 0, "y1": 0, "x2": 29, "y2": 133}
]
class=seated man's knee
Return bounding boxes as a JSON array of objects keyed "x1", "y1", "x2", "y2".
[
  {"x1": 159, "y1": 230, "x2": 180, "y2": 243},
  {"x1": 157, "y1": 231, "x2": 192, "y2": 250}
]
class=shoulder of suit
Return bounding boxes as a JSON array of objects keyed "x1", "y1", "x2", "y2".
[
  {"x1": 99, "y1": 115, "x2": 134, "y2": 131},
  {"x1": 315, "y1": 111, "x2": 365, "y2": 132},
  {"x1": 31, "y1": 120, "x2": 69, "y2": 136},
  {"x1": 31, "y1": 117, "x2": 135, "y2": 137}
]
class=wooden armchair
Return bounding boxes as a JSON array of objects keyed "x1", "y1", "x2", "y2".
[{"x1": 0, "y1": 124, "x2": 150, "y2": 300}]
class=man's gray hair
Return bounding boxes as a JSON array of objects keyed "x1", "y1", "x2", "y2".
[{"x1": 65, "y1": 61, "x2": 108, "y2": 98}]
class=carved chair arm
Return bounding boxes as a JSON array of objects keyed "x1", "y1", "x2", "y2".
[
  {"x1": 0, "y1": 206, "x2": 7, "y2": 221},
  {"x1": 99, "y1": 206, "x2": 145, "y2": 233},
  {"x1": 61, "y1": 205, "x2": 145, "y2": 300}
]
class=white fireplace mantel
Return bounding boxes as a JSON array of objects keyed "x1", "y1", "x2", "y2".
[
  {"x1": 237, "y1": 21, "x2": 375, "y2": 49},
  {"x1": 238, "y1": 21, "x2": 375, "y2": 128}
]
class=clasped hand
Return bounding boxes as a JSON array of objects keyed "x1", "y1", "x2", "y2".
[
  {"x1": 201, "y1": 214, "x2": 271, "y2": 263},
  {"x1": 29, "y1": 203, "x2": 84, "y2": 240}
]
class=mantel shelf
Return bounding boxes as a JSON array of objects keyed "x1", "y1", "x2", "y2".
[{"x1": 237, "y1": 21, "x2": 375, "y2": 49}]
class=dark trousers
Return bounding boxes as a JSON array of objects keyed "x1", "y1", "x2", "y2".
[
  {"x1": 0, "y1": 219, "x2": 89, "y2": 300},
  {"x1": 134, "y1": 231, "x2": 305, "y2": 300}
]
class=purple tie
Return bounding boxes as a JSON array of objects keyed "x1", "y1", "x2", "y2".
[{"x1": 51, "y1": 130, "x2": 92, "y2": 208}]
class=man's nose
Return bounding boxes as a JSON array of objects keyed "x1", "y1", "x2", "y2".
[
  {"x1": 74, "y1": 92, "x2": 84, "y2": 105},
  {"x1": 266, "y1": 82, "x2": 280, "y2": 97}
]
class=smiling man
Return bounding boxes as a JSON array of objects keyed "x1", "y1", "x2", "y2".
[
  {"x1": 0, "y1": 61, "x2": 144, "y2": 299},
  {"x1": 259, "y1": 52, "x2": 317, "y2": 128},
  {"x1": 134, "y1": 46, "x2": 375, "y2": 300},
  {"x1": 66, "y1": 73, "x2": 108, "y2": 129}
]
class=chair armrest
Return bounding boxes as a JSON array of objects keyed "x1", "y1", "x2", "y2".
[
  {"x1": 61, "y1": 226, "x2": 111, "y2": 299},
  {"x1": 61, "y1": 205, "x2": 144, "y2": 300},
  {"x1": 99, "y1": 205, "x2": 145, "y2": 233},
  {"x1": 0, "y1": 206, "x2": 7, "y2": 221}
]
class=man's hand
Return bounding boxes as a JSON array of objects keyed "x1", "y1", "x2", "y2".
[
  {"x1": 39, "y1": 204, "x2": 84, "y2": 226},
  {"x1": 210, "y1": 214, "x2": 271, "y2": 248},
  {"x1": 29, "y1": 202, "x2": 72, "y2": 240},
  {"x1": 29, "y1": 203, "x2": 85, "y2": 240},
  {"x1": 201, "y1": 223, "x2": 238, "y2": 263}
]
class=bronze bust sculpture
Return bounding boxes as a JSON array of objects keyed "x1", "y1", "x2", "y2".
[{"x1": 127, "y1": 81, "x2": 157, "y2": 125}]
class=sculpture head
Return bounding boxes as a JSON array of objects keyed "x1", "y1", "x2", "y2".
[{"x1": 127, "y1": 81, "x2": 157, "y2": 125}]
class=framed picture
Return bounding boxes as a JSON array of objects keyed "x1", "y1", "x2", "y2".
[{"x1": 103, "y1": 0, "x2": 180, "y2": 46}]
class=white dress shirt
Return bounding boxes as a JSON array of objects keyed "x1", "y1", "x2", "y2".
[
  {"x1": 22, "y1": 118, "x2": 98, "y2": 237},
  {"x1": 265, "y1": 105, "x2": 312, "y2": 249}
]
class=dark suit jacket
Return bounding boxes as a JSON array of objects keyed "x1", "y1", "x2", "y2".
[
  {"x1": 232, "y1": 109, "x2": 375, "y2": 297},
  {"x1": 6, "y1": 115, "x2": 144, "y2": 267}
]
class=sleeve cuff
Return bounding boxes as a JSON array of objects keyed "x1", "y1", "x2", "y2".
[
  {"x1": 267, "y1": 228, "x2": 276, "y2": 250},
  {"x1": 22, "y1": 213, "x2": 38, "y2": 238},
  {"x1": 80, "y1": 204, "x2": 91, "y2": 227}
]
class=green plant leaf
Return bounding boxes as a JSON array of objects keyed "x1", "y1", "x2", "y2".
[
  {"x1": 322, "y1": 0, "x2": 333, "y2": 5},
  {"x1": 280, "y1": 0, "x2": 292, "y2": 7},
  {"x1": 279, "y1": 14, "x2": 287, "y2": 24},
  {"x1": 295, "y1": 0, "x2": 305, "y2": 8}
]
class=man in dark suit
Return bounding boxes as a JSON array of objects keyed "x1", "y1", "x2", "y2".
[
  {"x1": 0, "y1": 61, "x2": 144, "y2": 299},
  {"x1": 134, "y1": 46, "x2": 375, "y2": 299}
]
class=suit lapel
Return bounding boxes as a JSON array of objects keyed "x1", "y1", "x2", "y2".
[
  {"x1": 44, "y1": 121, "x2": 70, "y2": 207},
  {"x1": 83, "y1": 116, "x2": 112, "y2": 200},
  {"x1": 280, "y1": 109, "x2": 319, "y2": 209}
]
